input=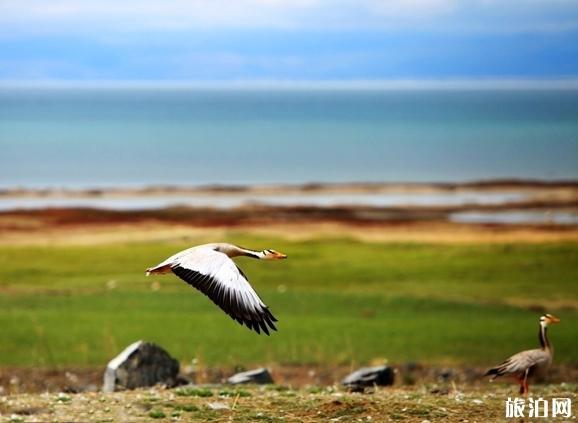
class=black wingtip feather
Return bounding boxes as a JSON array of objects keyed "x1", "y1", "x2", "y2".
[
  {"x1": 172, "y1": 264, "x2": 279, "y2": 335},
  {"x1": 258, "y1": 319, "x2": 270, "y2": 335},
  {"x1": 265, "y1": 308, "x2": 278, "y2": 322}
]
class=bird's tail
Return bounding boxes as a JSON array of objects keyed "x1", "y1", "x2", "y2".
[{"x1": 484, "y1": 367, "x2": 503, "y2": 381}]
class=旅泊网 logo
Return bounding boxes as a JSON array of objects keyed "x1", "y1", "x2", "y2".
[{"x1": 505, "y1": 397, "x2": 572, "y2": 419}]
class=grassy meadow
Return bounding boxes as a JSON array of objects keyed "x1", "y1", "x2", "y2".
[{"x1": 0, "y1": 235, "x2": 577, "y2": 369}]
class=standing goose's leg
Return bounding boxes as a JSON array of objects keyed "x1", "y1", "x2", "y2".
[{"x1": 523, "y1": 369, "x2": 530, "y2": 396}]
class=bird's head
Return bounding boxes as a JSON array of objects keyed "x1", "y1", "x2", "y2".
[
  {"x1": 261, "y1": 249, "x2": 288, "y2": 260},
  {"x1": 540, "y1": 314, "x2": 561, "y2": 326}
]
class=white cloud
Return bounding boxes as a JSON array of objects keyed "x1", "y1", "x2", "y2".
[
  {"x1": 0, "y1": 0, "x2": 318, "y2": 29},
  {"x1": 0, "y1": 0, "x2": 577, "y2": 33},
  {"x1": 368, "y1": 0, "x2": 457, "y2": 17}
]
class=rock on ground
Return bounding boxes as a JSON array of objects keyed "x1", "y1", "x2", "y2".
[
  {"x1": 227, "y1": 368, "x2": 274, "y2": 385},
  {"x1": 341, "y1": 365, "x2": 395, "y2": 390},
  {"x1": 103, "y1": 341, "x2": 181, "y2": 392}
]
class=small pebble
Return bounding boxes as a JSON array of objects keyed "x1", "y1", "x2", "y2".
[{"x1": 207, "y1": 402, "x2": 229, "y2": 410}]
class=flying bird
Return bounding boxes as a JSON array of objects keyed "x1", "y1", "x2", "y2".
[
  {"x1": 485, "y1": 314, "x2": 560, "y2": 395},
  {"x1": 146, "y1": 243, "x2": 287, "y2": 335}
]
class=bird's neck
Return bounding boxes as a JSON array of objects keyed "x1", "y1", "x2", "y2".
[
  {"x1": 230, "y1": 246, "x2": 265, "y2": 259},
  {"x1": 539, "y1": 323, "x2": 551, "y2": 351},
  {"x1": 245, "y1": 249, "x2": 266, "y2": 259}
]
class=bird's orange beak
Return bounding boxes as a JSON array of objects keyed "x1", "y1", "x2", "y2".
[
  {"x1": 548, "y1": 315, "x2": 561, "y2": 324},
  {"x1": 269, "y1": 250, "x2": 287, "y2": 259}
]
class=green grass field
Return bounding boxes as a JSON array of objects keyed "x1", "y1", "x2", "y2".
[{"x1": 0, "y1": 235, "x2": 576, "y2": 368}]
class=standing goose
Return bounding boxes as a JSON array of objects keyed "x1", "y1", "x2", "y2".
[
  {"x1": 146, "y1": 243, "x2": 287, "y2": 335},
  {"x1": 485, "y1": 314, "x2": 560, "y2": 395}
]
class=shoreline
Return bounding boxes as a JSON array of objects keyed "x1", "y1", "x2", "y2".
[
  {"x1": 1, "y1": 179, "x2": 577, "y2": 244},
  {"x1": 2, "y1": 179, "x2": 578, "y2": 199}
]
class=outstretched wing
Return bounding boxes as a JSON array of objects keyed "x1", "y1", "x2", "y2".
[{"x1": 169, "y1": 246, "x2": 277, "y2": 335}]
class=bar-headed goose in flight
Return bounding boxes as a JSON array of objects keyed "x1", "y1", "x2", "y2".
[
  {"x1": 146, "y1": 243, "x2": 287, "y2": 335},
  {"x1": 485, "y1": 314, "x2": 560, "y2": 395}
]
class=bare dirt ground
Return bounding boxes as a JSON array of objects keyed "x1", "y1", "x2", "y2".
[{"x1": 3, "y1": 363, "x2": 577, "y2": 395}]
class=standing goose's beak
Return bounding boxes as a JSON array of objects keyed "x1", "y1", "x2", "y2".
[{"x1": 548, "y1": 315, "x2": 561, "y2": 324}]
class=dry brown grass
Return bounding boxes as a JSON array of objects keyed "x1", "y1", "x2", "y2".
[
  {"x1": 1, "y1": 383, "x2": 576, "y2": 422},
  {"x1": 2, "y1": 219, "x2": 578, "y2": 247}
]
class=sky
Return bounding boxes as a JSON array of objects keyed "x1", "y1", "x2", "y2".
[{"x1": 1, "y1": 0, "x2": 578, "y2": 82}]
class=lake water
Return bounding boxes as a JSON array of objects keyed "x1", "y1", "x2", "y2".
[
  {"x1": 1, "y1": 87, "x2": 577, "y2": 189},
  {"x1": 451, "y1": 211, "x2": 578, "y2": 225},
  {"x1": 0, "y1": 191, "x2": 528, "y2": 211}
]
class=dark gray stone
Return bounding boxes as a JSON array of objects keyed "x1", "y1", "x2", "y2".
[
  {"x1": 436, "y1": 368, "x2": 455, "y2": 383},
  {"x1": 103, "y1": 341, "x2": 181, "y2": 392},
  {"x1": 341, "y1": 365, "x2": 395, "y2": 390},
  {"x1": 227, "y1": 368, "x2": 274, "y2": 385}
]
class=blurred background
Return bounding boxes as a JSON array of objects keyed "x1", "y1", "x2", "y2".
[{"x1": 0, "y1": 0, "x2": 577, "y2": 392}]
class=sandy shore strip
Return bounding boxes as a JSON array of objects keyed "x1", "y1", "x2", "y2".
[{"x1": 2, "y1": 179, "x2": 578, "y2": 199}]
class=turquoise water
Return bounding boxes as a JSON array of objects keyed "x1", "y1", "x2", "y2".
[{"x1": 1, "y1": 87, "x2": 577, "y2": 188}]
